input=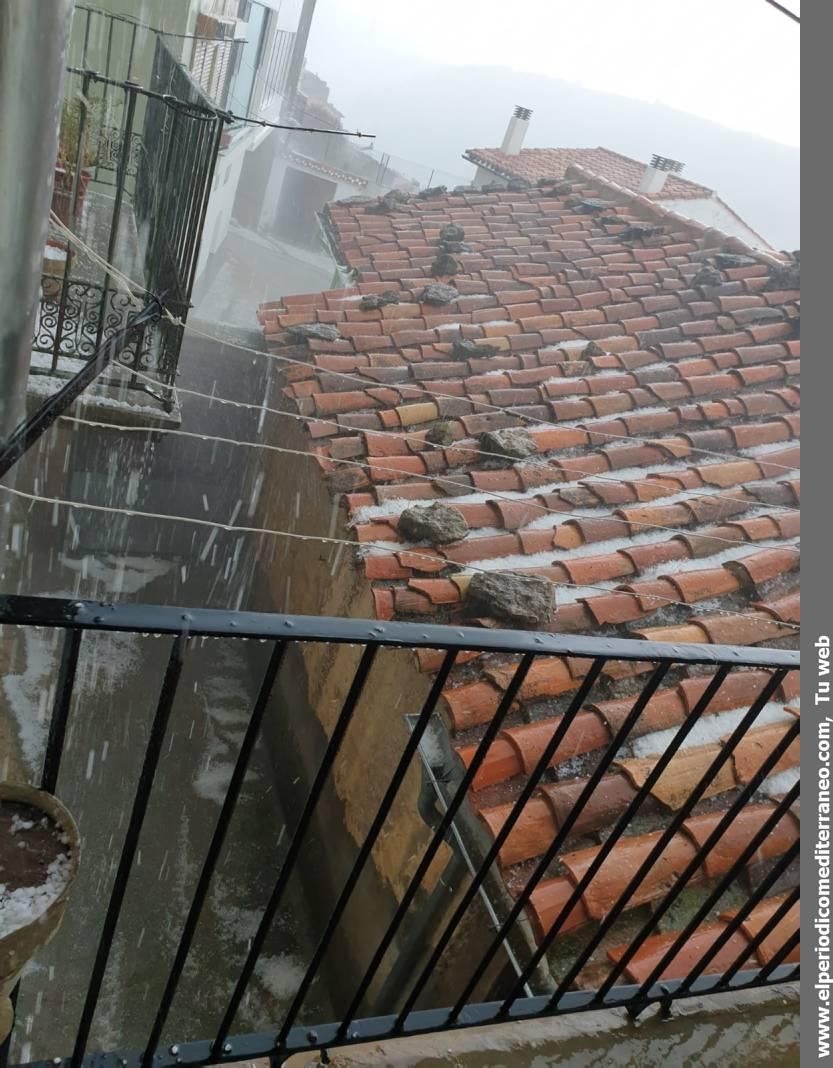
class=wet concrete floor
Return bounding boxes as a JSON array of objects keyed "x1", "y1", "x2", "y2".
[
  {"x1": 2, "y1": 328, "x2": 331, "y2": 1059},
  {"x1": 305, "y1": 992, "x2": 799, "y2": 1068}
]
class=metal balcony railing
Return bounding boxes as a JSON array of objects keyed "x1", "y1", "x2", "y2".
[
  {"x1": 0, "y1": 596, "x2": 799, "y2": 1067},
  {"x1": 32, "y1": 64, "x2": 223, "y2": 409}
]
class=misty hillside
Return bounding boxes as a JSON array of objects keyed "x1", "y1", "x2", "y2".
[{"x1": 328, "y1": 65, "x2": 799, "y2": 250}]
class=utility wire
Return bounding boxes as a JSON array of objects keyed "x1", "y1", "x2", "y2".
[
  {"x1": 763, "y1": 0, "x2": 800, "y2": 23},
  {"x1": 48, "y1": 215, "x2": 801, "y2": 479},
  {"x1": 104, "y1": 357, "x2": 798, "y2": 518},
  {"x1": 73, "y1": 4, "x2": 373, "y2": 135},
  {"x1": 183, "y1": 316, "x2": 802, "y2": 475},
  {"x1": 59, "y1": 413, "x2": 800, "y2": 556},
  {"x1": 44, "y1": 209, "x2": 802, "y2": 549},
  {"x1": 0, "y1": 481, "x2": 799, "y2": 632},
  {"x1": 66, "y1": 65, "x2": 373, "y2": 138}
]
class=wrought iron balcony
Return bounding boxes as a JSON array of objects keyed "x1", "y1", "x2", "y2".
[
  {"x1": 30, "y1": 6, "x2": 246, "y2": 413},
  {"x1": 0, "y1": 595, "x2": 799, "y2": 1067},
  {"x1": 33, "y1": 67, "x2": 223, "y2": 412}
]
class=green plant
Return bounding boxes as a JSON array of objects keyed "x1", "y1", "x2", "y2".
[{"x1": 56, "y1": 98, "x2": 98, "y2": 179}]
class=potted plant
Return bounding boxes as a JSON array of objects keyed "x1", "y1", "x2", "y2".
[
  {"x1": 0, "y1": 783, "x2": 80, "y2": 1044},
  {"x1": 51, "y1": 98, "x2": 97, "y2": 229}
]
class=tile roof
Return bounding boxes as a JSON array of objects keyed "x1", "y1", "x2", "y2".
[
  {"x1": 257, "y1": 165, "x2": 799, "y2": 986},
  {"x1": 463, "y1": 146, "x2": 713, "y2": 200},
  {"x1": 604, "y1": 892, "x2": 799, "y2": 985}
]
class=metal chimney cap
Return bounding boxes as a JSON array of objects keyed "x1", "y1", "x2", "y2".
[
  {"x1": 513, "y1": 105, "x2": 533, "y2": 121},
  {"x1": 649, "y1": 154, "x2": 685, "y2": 173}
]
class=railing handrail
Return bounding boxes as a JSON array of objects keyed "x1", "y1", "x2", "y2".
[
  {"x1": 0, "y1": 594, "x2": 800, "y2": 669},
  {"x1": 0, "y1": 592, "x2": 799, "y2": 1064}
]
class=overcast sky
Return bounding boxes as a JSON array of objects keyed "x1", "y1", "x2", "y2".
[{"x1": 306, "y1": 0, "x2": 800, "y2": 148}]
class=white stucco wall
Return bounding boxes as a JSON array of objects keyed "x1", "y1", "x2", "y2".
[
  {"x1": 193, "y1": 137, "x2": 249, "y2": 281},
  {"x1": 660, "y1": 196, "x2": 771, "y2": 250}
]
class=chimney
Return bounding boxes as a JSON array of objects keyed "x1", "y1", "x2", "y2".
[
  {"x1": 638, "y1": 153, "x2": 685, "y2": 195},
  {"x1": 500, "y1": 105, "x2": 533, "y2": 156}
]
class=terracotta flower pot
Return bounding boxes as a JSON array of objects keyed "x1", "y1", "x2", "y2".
[{"x1": 0, "y1": 783, "x2": 80, "y2": 1043}]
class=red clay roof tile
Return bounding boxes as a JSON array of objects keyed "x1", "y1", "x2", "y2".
[
  {"x1": 607, "y1": 923, "x2": 751, "y2": 985},
  {"x1": 737, "y1": 894, "x2": 800, "y2": 965},
  {"x1": 263, "y1": 182, "x2": 799, "y2": 918}
]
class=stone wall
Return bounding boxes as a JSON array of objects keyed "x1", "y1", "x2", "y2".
[{"x1": 251, "y1": 394, "x2": 505, "y2": 1012}]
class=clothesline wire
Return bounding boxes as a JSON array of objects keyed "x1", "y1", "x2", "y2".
[
  {"x1": 59, "y1": 412, "x2": 800, "y2": 556},
  {"x1": 41, "y1": 213, "x2": 802, "y2": 552},
  {"x1": 0, "y1": 481, "x2": 799, "y2": 633},
  {"x1": 47, "y1": 212, "x2": 801, "y2": 479},
  {"x1": 104, "y1": 354, "x2": 800, "y2": 520}
]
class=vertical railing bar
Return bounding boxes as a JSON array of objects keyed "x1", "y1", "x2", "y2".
[
  {"x1": 335, "y1": 651, "x2": 537, "y2": 1042},
  {"x1": 81, "y1": 7, "x2": 92, "y2": 69},
  {"x1": 498, "y1": 663, "x2": 735, "y2": 1011},
  {"x1": 40, "y1": 628, "x2": 83, "y2": 793},
  {"x1": 180, "y1": 120, "x2": 213, "y2": 291},
  {"x1": 550, "y1": 668, "x2": 786, "y2": 1005},
  {"x1": 184, "y1": 115, "x2": 225, "y2": 300},
  {"x1": 52, "y1": 71, "x2": 91, "y2": 371},
  {"x1": 395, "y1": 657, "x2": 608, "y2": 1027},
  {"x1": 274, "y1": 649, "x2": 460, "y2": 1047},
  {"x1": 211, "y1": 643, "x2": 379, "y2": 1054},
  {"x1": 71, "y1": 632, "x2": 189, "y2": 1067},
  {"x1": 747, "y1": 930, "x2": 800, "y2": 985},
  {"x1": 720, "y1": 882, "x2": 800, "y2": 987},
  {"x1": 166, "y1": 118, "x2": 191, "y2": 283},
  {"x1": 678, "y1": 844, "x2": 799, "y2": 993},
  {"x1": 94, "y1": 15, "x2": 116, "y2": 184},
  {"x1": 177, "y1": 117, "x2": 204, "y2": 279},
  {"x1": 141, "y1": 640, "x2": 288, "y2": 1063},
  {"x1": 625, "y1": 773, "x2": 800, "y2": 1006},
  {"x1": 174, "y1": 119, "x2": 200, "y2": 289},
  {"x1": 449, "y1": 660, "x2": 672, "y2": 1024},
  {"x1": 145, "y1": 105, "x2": 179, "y2": 288},
  {"x1": 594, "y1": 701, "x2": 796, "y2": 1001},
  {"x1": 127, "y1": 22, "x2": 137, "y2": 83},
  {"x1": 94, "y1": 84, "x2": 137, "y2": 353}
]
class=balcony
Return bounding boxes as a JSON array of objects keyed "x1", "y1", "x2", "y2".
[
  {"x1": 0, "y1": 596, "x2": 799, "y2": 1065},
  {"x1": 30, "y1": 9, "x2": 230, "y2": 415}
]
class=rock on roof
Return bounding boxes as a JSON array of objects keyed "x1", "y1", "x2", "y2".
[
  {"x1": 464, "y1": 146, "x2": 713, "y2": 200},
  {"x1": 256, "y1": 165, "x2": 799, "y2": 980}
]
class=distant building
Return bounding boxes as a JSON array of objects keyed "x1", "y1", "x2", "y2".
[{"x1": 464, "y1": 106, "x2": 773, "y2": 250}]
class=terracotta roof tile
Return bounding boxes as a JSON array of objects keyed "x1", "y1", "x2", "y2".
[
  {"x1": 737, "y1": 894, "x2": 800, "y2": 964},
  {"x1": 464, "y1": 146, "x2": 712, "y2": 199},
  {"x1": 528, "y1": 802, "x2": 796, "y2": 941},
  {"x1": 261, "y1": 179, "x2": 799, "y2": 934}
]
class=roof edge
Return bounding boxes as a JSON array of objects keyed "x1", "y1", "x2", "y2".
[{"x1": 565, "y1": 163, "x2": 787, "y2": 266}]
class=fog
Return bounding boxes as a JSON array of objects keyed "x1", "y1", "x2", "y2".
[{"x1": 300, "y1": 0, "x2": 799, "y2": 251}]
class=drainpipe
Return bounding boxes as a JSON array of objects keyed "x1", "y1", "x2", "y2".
[
  {"x1": 0, "y1": 0, "x2": 75, "y2": 443},
  {"x1": 280, "y1": 0, "x2": 317, "y2": 124}
]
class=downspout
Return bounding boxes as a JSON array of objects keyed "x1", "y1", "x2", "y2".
[
  {"x1": 280, "y1": 0, "x2": 317, "y2": 124},
  {"x1": 0, "y1": 0, "x2": 75, "y2": 441}
]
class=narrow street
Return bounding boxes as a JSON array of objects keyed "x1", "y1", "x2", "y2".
[{"x1": 2, "y1": 328, "x2": 332, "y2": 1058}]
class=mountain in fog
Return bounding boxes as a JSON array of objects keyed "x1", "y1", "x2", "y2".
[{"x1": 328, "y1": 64, "x2": 799, "y2": 250}]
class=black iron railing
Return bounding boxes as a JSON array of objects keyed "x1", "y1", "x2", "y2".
[
  {"x1": 32, "y1": 66, "x2": 223, "y2": 408},
  {"x1": 0, "y1": 596, "x2": 799, "y2": 1067},
  {"x1": 29, "y1": 6, "x2": 233, "y2": 409}
]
